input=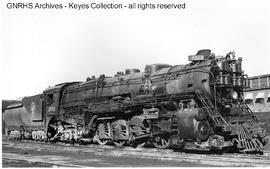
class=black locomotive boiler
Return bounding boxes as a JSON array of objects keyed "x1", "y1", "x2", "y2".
[{"x1": 3, "y1": 49, "x2": 267, "y2": 153}]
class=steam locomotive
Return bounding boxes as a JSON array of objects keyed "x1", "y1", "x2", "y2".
[{"x1": 3, "y1": 49, "x2": 267, "y2": 153}]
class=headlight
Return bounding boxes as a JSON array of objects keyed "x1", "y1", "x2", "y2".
[{"x1": 231, "y1": 91, "x2": 238, "y2": 100}]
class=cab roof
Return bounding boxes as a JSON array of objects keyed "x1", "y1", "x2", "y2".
[{"x1": 43, "y1": 82, "x2": 81, "y2": 94}]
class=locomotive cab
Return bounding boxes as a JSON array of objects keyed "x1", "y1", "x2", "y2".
[{"x1": 43, "y1": 83, "x2": 68, "y2": 116}]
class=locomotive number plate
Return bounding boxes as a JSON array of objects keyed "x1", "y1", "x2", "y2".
[{"x1": 48, "y1": 106, "x2": 55, "y2": 112}]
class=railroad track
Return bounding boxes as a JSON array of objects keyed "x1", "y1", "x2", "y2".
[{"x1": 3, "y1": 139, "x2": 270, "y2": 167}]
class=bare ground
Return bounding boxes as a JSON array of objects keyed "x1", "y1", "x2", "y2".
[{"x1": 2, "y1": 136, "x2": 270, "y2": 167}]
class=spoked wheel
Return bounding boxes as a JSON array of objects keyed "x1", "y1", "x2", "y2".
[
  {"x1": 129, "y1": 126, "x2": 147, "y2": 148},
  {"x1": 130, "y1": 126, "x2": 147, "y2": 136},
  {"x1": 112, "y1": 120, "x2": 129, "y2": 147},
  {"x1": 95, "y1": 123, "x2": 111, "y2": 145},
  {"x1": 153, "y1": 136, "x2": 171, "y2": 149},
  {"x1": 32, "y1": 131, "x2": 37, "y2": 141},
  {"x1": 95, "y1": 137, "x2": 109, "y2": 145},
  {"x1": 96, "y1": 137, "x2": 108, "y2": 145},
  {"x1": 114, "y1": 140, "x2": 125, "y2": 146},
  {"x1": 136, "y1": 142, "x2": 146, "y2": 148}
]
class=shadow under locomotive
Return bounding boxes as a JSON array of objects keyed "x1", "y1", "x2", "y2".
[{"x1": 3, "y1": 49, "x2": 268, "y2": 154}]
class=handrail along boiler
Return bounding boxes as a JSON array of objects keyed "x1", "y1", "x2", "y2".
[{"x1": 3, "y1": 49, "x2": 267, "y2": 153}]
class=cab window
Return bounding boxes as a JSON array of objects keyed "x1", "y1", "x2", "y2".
[{"x1": 46, "y1": 94, "x2": 54, "y2": 105}]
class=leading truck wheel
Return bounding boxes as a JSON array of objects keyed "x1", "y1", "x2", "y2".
[{"x1": 153, "y1": 136, "x2": 171, "y2": 149}]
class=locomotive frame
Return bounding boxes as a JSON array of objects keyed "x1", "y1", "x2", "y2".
[{"x1": 3, "y1": 49, "x2": 267, "y2": 153}]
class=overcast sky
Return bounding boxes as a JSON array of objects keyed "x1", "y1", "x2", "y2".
[{"x1": 1, "y1": 0, "x2": 270, "y2": 99}]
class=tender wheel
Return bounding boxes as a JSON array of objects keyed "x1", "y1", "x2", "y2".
[
  {"x1": 32, "y1": 131, "x2": 37, "y2": 141},
  {"x1": 153, "y1": 136, "x2": 171, "y2": 149}
]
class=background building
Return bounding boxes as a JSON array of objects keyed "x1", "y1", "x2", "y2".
[
  {"x1": 244, "y1": 74, "x2": 270, "y2": 112},
  {"x1": 244, "y1": 74, "x2": 270, "y2": 133}
]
